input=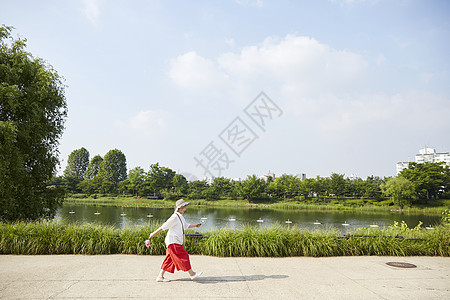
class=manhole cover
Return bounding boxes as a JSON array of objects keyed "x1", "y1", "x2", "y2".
[{"x1": 386, "y1": 262, "x2": 417, "y2": 268}]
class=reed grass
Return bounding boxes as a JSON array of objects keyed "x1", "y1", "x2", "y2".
[{"x1": 1, "y1": 221, "x2": 448, "y2": 257}]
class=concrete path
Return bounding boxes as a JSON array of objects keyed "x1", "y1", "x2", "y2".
[{"x1": 0, "y1": 255, "x2": 449, "y2": 299}]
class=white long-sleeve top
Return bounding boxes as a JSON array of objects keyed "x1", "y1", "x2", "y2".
[{"x1": 160, "y1": 212, "x2": 190, "y2": 247}]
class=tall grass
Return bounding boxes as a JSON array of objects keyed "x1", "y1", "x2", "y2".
[{"x1": 1, "y1": 221, "x2": 448, "y2": 257}]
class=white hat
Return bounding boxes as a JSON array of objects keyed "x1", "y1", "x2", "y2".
[{"x1": 175, "y1": 199, "x2": 190, "y2": 211}]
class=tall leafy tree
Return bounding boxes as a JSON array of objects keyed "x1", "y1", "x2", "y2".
[
  {"x1": 400, "y1": 162, "x2": 449, "y2": 201},
  {"x1": 364, "y1": 176, "x2": 384, "y2": 199},
  {"x1": 172, "y1": 174, "x2": 188, "y2": 196},
  {"x1": 329, "y1": 173, "x2": 346, "y2": 200},
  {"x1": 313, "y1": 176, "x2": 329, "y2": 197},
  {"x1": 209, "y1": 177, "x2": 234, "y2": 199},
  {"x1": 0, "y1": 26, "x2": 67, "y2": 221},
  {"x1": 299, "y1": 177, "x2": 315, "y2": 200},
  {"x1": 144, "y1": 163, "x2": 175, "y2": 195},
  {"x1": 127, "y1": 166, "x2": 145, "y2": 196},
  {"x1": 84, "y1": 155, "x2": 103, "y2": 180},
  {"x1": 237, "y1": 175, "x2": 266, "y2": 201},
  {"x1": 381, "y1": 177, "x2": 416, "y2": 208},
  {"x1": 98, "y1": 149, "x2": 127, "y2": 185},
  {"x1": 63, "y1": 147, "x2": 89, "y2": 180},
  {"x1": 187, "y1": 180, "x2": 209, "y2": 200}
]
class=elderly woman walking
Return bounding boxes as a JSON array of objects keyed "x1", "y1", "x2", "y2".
[{"x1": 147, "y1": 199, "x2": 202, "y2": 282}]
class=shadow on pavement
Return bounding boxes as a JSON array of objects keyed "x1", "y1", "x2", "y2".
[{"x1": 172, "y1": 274, "x2": 288, "y2": 284}]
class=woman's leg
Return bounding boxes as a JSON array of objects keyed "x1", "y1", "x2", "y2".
[
  {"x1": 158, "y1": 269, "x2": 166, "y2": 278},
  {"x1": 160, "y1": 248, "x2": 176, "y2": 276}
]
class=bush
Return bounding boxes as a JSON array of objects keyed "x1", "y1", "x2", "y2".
[
  {"x1": 344, "y1": 199, "x2": 365, "y2": 207},
  {"x1": 70, "y1": 194, "x2": 87, "y2": 199}
]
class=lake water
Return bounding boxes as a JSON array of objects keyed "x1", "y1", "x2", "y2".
[{"x1": 55, "y1": 204, "x2": 442, "y2": 233}]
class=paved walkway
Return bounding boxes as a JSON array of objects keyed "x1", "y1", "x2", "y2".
[{"x1": 0, "y1": 255, "x2": 449, "y2": 299}]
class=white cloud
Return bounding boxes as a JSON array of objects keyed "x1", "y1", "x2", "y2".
[
  {"x1": 225, "y1": 38, "x2": 236, "y2": 48},
  {"x1": 121, "y1": 110, "x2": 169, "y2": 137},
  {"x1": 235, "y1": 0, "x2": 264, "y2": 8},
  {"x1": 218, "y1": 35, "x2": 368, "y2": 95},
  {"x1": 328, "y1": 0, "x2": 378, "y2": 4},
  {"x1": 168, "y1": 51, "x2": 228, "y2": 90},
  {"x1": 167, "y1": 34, "x2": 450, "y2": 143},
  {"x1": 82, "y1": 0, "x2": 103, "y2": 26},
  {"x1": 169, "y1": 34, "x2": 367, "y2": 98},
  {"x1": 376, "y1": 53, "x2": 386, "y2": 65}
]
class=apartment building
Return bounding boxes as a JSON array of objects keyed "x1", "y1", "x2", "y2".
[{"x1": 396, "y1": 147, "x2": 450, "y2": 174}]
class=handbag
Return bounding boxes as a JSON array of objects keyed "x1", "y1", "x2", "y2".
[{"x1": 176, "y1": 214, "x2": 186, "y2": 245}]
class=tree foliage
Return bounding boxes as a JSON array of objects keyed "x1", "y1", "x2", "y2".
[
  {"x1": 126, "y1": 166, "x2": 145, "y2": 196},
  {"x1": 144, "y1": 163, "x2": 175, "y2": 195},
  {"x1": 98, "y1": 149, "x2": 127, "y2": 185},
  {"x1": 84, "y1": 155, "x2": 103, "y2": 180},
  {"x1": 0, "y1": 26, "x2": 67, "y2": 221},
  {"x1": 329, "y1": 173, "x2": 346, "y2": 199},
  {"x1": 63, "y1": 147, "x2": 89, "y2": 180},
  {"x1": 381, "y1": 177, "x2": 416, "y2": 208},
  {"x1": 237, "y1": 175, "x2": 266, "y2": 201},
  {"x1": 399, "y1": 162, "x2": 450, "y2": 201}
]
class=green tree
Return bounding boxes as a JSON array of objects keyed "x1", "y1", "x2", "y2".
[
  {"x1": 127, "y1": 166, "x2": 145, "y2": 196},
  {"x1": 237, "y1": 175, "x2": 266, "y2": 201},
  {"x1": 351, "y1": 178, "x2": 366, "y2": 197},
  {"x1": 299, "y1": 178, "x2": 315, "y2": 200},
  {"x1": 63, "y1": 147, "x2": 89, "y2": 180},
  {"x1": 381, "y1": 177, "x2": 416, "y2": 208},
  {"x1": 84, "y1": 155, "x2": 103, "y2": 180},
  {"x1": 98, "y1": 149, "x2": 127, "y2": 186},
  {"x1": 272, "y1": 174, "x2": 299, "y2": 198},
  {"x1": 187, "y1": 180, "x2": 209, "y2": 200},
  {"x1": 209, "y1": 177, "x2": 234, "y2": 199},
  {"x1": 82, "y1": 175, "x2": 105, "y2": 194},
  {"x1": 329, "y1": 173, "x2": 345, "y2": 200},
  {"x1": 172, "y1": 174, "x2": 188, "y2": 196},
  {"x1": 363, "y1": 176, "x2": 384, "y2": 200},
  {"x1": 400, "y1": 162, "x2": 449, "y2": 201},
  {"x1": 144, "y1": 163, "x2": 175, "y2": 196},
  {"x1": 312, "y1": 176, "x2": 329, "y2": 197},
  {"x1": 0, "y1": 26, "x2": 67, "y2": 221}
]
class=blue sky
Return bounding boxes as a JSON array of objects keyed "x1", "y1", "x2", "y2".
[{"x1": 2, "y1": 0, "x2": 449, "y2": 180}]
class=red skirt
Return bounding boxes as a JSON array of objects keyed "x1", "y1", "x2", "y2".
[{"x1": 161, "y1": 243, "x2": 192, "y2": 273}]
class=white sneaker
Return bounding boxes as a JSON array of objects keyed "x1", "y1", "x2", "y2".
[
  {"x1": 156, "y1": 277, "x2": 170, "y2": 282},
  {"x1": 190, "y1": 271, "x2": 202, "y2": 280}
]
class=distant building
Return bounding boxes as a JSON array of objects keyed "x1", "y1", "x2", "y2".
[
  {"x1": 396, "y1": 148, "x2": 450, "y2": 174},
  {"x1": 296, "y1": 173, "x2": 307, "y2": 180},
  {"x1": 348, "y1": 174, "x2": 359, "y2": 180},
  {"x1": 396, "y1": 162, "x2": 411, "y2": 175},
  {"x1": 203, "y1": 177, "x2": 215, "y2": 184},
  {"x1": 260, "y1": 173, "x2": 276, "y2": 182}
]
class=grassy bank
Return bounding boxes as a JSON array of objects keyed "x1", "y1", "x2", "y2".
[
  {"x1": 64, "y1": 196, "x2": 449, "y2": 215},
  {"x1": 1, "y1": 221, "x2": 448, "y2": 257}
]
